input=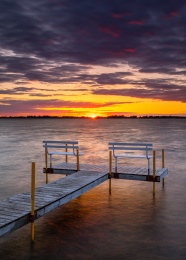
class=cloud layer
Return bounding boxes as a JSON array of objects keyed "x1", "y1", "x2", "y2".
[{"x1": 0, "y1": 0, "x2": 186, "y2": 115}]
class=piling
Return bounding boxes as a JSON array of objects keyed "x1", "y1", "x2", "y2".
[
  {"x1": 153, "y1": 150, "x2": 156, "y2": 196},
  {"x1": 45, "y1": 145, "x2": 48, "y2": 184},
  {"x1": 76, "y1": 149, "x2": 80, "y2": 171},
  {"x1": 109, "y1": 151, "x2": 112, "y2": 194},
  {"x1": 162, "y1": 149, "x2": 165, "y2": 186},
  {"x1": 65, "y1": 144, "x2": 68, "y2": 162},
  {"x1": 31, "y1": 162, "x2": 35, "y2": 242}
]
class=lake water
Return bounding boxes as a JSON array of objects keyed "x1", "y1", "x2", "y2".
[{"x1": 0, "y1": 118, "x2": 186, "y2": 259}]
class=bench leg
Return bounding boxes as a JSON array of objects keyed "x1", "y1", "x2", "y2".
[
  {"x1": 49, "y1": 154, "x2": 52, "y2": 168},
  {"x1": 76, "y1": 149, "x2": 80, "y2": 171},
  {"x1": 146, "y1": 159, "x2": 150, "y2": 181},
  {"x1": 115, "y1": 157, "x2": 117, "y2": 173},
  {"x1": 148, "y1": 159, "x2": 150, "y2": 174},
  {"x1": 114, "y1": 157, "x2": 120, "y2": 178}
]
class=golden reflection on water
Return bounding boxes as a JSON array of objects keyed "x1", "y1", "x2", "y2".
[
  {"x1": 1, "y1": 177, "x2": 186, "y2": 259},
  {"x1": 0, "y1": 119, "x2": 186, "y2": 259}
]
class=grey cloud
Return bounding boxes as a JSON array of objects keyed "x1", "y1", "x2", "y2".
[
  {"x1": 0, "y1": 98, "x2": 130, "y2": 115},
  {"x1": 139, "y1": 68, "x2": 186, "y2": 75},
  {"x1": 0, "y1": 0, "x2": 186, "y2": 102},
  {"x1": 92, "y1": 81, "x2": 186, "y2": 102}
]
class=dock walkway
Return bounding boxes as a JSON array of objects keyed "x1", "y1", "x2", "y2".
[
  {"x1": 0, "y1": 170, "x2": 108, "y2": 237},
  {"x1": 0, "y1": 162, "x2": 168, "y2": 238},
  {"x1": 45, "y1": 162, "x2": 168, "y2": 182}
]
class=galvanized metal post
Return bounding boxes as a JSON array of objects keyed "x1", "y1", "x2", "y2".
[
  {"x1": 76, "y1": 149, "x2": 80, "y2": 171},
  {"x1": 153, "y1": 150, "x2": 156, "y2": 196},
  {"x1": 31, "y1": 162, "x2": 35, "y2": 242},
  {"x1": 45, "y1": 145, "x2": 48, "y2": 184},
  {"x1": 65, "y1": 144, "x2": 68, "y2": 162},
  {"x1": 109, "y1": 151, "x2": 112, "y2": 194},
  {"x1": 162, "y1": 149, "x2": 165, "y2": 186}
]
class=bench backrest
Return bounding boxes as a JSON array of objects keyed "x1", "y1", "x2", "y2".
[
  {"x1": 43, "y1": 140, "x2": 79, "y2": 154},
  {"x1": 108, "y1": 142, "x2": 153, "y2": 157}
]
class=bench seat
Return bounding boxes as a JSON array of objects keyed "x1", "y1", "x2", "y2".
[
  {"x1": 109, "y1": 142, "x2": 153, "y2": 173},
  {"x1": 114, "y1": 153, "x2": 152, "y2": 159},
  {"x1": 48, "y1": 151, "x2": 84, "y2": 156},
  {"x1": 43, "y1": 140, "x2": 84, "y2": 169}
]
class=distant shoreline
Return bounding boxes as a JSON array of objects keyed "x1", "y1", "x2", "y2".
[{"x1": 0, "y1": 115, "x2": 186, "y2": 119}]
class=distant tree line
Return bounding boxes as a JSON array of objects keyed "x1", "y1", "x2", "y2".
[{"x1": 0, "y1": 115, "x2": 186, "y2": 119}]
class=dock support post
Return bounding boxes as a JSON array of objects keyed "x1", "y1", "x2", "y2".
[
  {"x1": 31, "y1": 162, "x2": 35, "y2": 242},
  {"x1": 45, "y1": 146, "x2": 48, "y2": 184},
  {"x1": 109, "y1": 151, "x2": 112, "y2": 194},
  {"x1": 65, "y1": 144, "x2": 68, "y2": 162},
  {"x1": 162, "y1": 149, "x2": 165, "y2": 186},
  {"x1": 76, "y1": 149, "x2": 80, "y2": 171},
  {"x1": 153, "y1": 150, "x2": 156, "y2": 196}
]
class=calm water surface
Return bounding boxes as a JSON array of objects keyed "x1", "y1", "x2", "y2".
[{"x1": 0, "y1": 118, "x2": 186, "y2": 259}]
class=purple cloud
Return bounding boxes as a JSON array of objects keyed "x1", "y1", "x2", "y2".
[{"x1": 0, "y1": 0, "x2": 186, "y2": 112}]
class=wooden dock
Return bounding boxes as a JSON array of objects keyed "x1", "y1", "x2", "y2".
[
  {"x1": 44, "y1": 162, "x2": 168, "y2": 182},
  {"x1": 0, "y1": 162, "x2": 168, "y2": 238},
  {"x1": 0, "y1": 170, "x2": 108, "y2": 237}
]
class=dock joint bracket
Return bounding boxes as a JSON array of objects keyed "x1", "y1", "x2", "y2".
[{"x1": 29, "y1": 213, "x2": 35, "y2": 223}]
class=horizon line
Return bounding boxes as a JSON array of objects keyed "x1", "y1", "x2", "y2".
[{"x1": 0, "y1": 115, "x2": 186, "y2": 119}]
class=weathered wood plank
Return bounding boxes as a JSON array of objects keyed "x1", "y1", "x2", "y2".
[
  {"x1": 0, "y1": 163, "x2": 168, "y2": 237},
  {"x1": 44, "y1": 162, "x2": 168, "y2": 181},
  {"x1": 0, "y1": 170, "x2": 108, "y2": 237},
  {"x1": 116, "y1": 168, "x2": 168, "y2": 182}
]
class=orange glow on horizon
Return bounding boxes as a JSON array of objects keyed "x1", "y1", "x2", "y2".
[{"x1": 0, "y1": 81, "x2": 186, "y2": 117}]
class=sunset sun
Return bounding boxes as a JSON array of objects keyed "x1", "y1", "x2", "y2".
[{"x1": 89, "y1": 114, "x2": 97, "y2": 119}]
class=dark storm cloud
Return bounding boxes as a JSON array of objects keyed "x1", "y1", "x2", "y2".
[{"x1": 0, "y1": 0, "x2": 186, "y2": 102}]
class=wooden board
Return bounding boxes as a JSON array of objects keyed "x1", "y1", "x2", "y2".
[
  {"x1": 1, "y1": 162, "x2": 168, "y2": 237},
  {"x1": 44, "y1": 162, "x2": 168, "y2": 182},
  {"x1": 0, "y1": 170, "x2": 108, "y2": 237}
]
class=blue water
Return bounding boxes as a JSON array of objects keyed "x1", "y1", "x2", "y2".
[{"x1": 0, "y1": 118, "x2": 186, "y2": 259}]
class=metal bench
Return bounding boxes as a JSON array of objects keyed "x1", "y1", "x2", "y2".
[
  {"x1": 43, "y1": 140, "x2": 84, "y2": 169},
  {"x1": 108, "y1": 142, "x2": 153, "y2": 173}
]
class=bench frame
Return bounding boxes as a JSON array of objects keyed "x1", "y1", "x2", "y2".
[
  {"x1": 109, "y1": 142, "x2": 153, "y2": 174},
  {"x1": 43, "y1": 140, "x2": 83, "y2": 173}
]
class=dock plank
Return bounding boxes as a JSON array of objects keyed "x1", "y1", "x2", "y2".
[
  {"x1": 1, "y1": 163, "x2": 168, "y2": 238},
  {"x1": 0, "y1": 170, "x2": 108, "y2": 237},
  {"x1": 46, "y1": 162, "x2": 168, "y2": 182}
]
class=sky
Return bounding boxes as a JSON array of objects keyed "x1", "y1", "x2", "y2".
[{"x1": 0, "y1": 0, "x2": 186, "y2": 117}]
